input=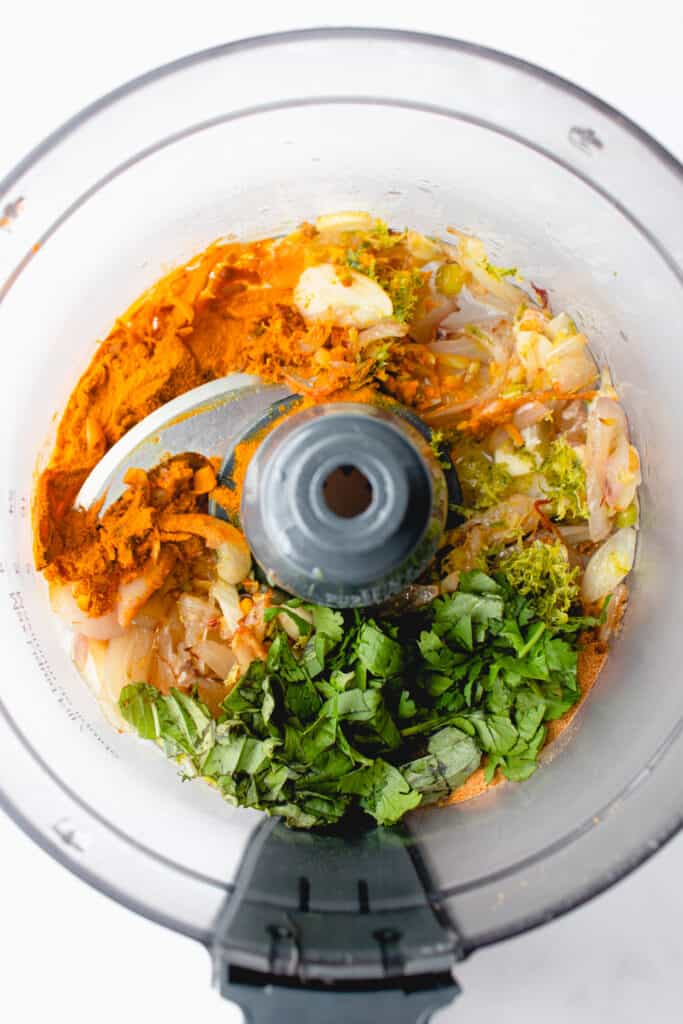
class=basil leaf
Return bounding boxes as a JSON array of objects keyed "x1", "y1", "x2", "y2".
[
  {"x1": 119, "y1": 683, "x2": 161, "y2": 740},
  {"x1": 401, "y1": 727, "x2": 481, "y2": 803},
  {"x1": 340, "y1": 760, "x2": 421, "y2": 825}
]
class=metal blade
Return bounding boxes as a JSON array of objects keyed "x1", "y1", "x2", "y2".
[{"x1": 77, "y1": 374, "x2": 291, "y2": 512}]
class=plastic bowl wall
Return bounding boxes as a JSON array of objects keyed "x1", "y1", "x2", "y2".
[{"x1": 1, "y1": 29, "x2": 682, "y2": 948}]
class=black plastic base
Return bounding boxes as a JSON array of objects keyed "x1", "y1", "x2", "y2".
[{"x1": 211, "y1": 820, "x2": 462, "y2": 1023}]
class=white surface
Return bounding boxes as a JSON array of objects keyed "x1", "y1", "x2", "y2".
[{"x1": 1, "y1": 2, "x2": 682, "y2": 1022}]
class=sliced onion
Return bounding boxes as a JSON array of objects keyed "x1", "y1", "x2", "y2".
[
  {"x1": 586, "y1": 397, "x2": 616, "y2": 541},
  {"x1": 231, "y1": 628, "x2": 268, "y2": 671},
  {"x1": 132, "y1": 591, "x2": 173, "y2": 628},
  {"x1": 472, "y1": 494, "x2": 539, "y2": 533},
  {"x1": 315, "y1": 210, "x2": 374, "y2": 234},
  {"x1": 597, "y1": 582, "x2": 629, "y2": 643},
  {"x1": 154, "y1": 607, "x2": 195, "y2": 689},
  {"x1": 243, "y1": 593, "x2": 271, "y2": 642},
  {"x1": 458, "y1": 236, "x2": 527, "y2": 313},
  {"x1": 150, "y1": 653, "x2": 178, "y2": 694},
  {"x1": 555, "y1": 399, "x2": 588, "y2": 444},
  {"x1": 557, "y1": 522, "x2": 593, "y2": 545},
  {"x1": 117, "y1": 549, "x2": 176, "y2": 628},
  {"x1": 481, "y1": 320, "x2": 515, "y2": 363},
  {"x1": 210, "y1": 580, "x2": 242, "y2": 639},
  {"x1": 357, "y1": 319, "x2": 408, "y2": 345},
  {"x1": 49, "y1": 583, "x2": 125, "y2": 640},
  {"x1": 605, "y1": 440, "x2": 641, "y2": 512},
  {"x1": 425, "y1": 359, "x2": 510, "y2": 426},
  {"x1": 73, "y1": 633, "x2": 89, "y2": 672},
  {"x1": 197, "y1": 677, "x2": 231, "y2": 718},
  {"x1": 405, "y1": 230, "x2": 443, "y2": 262},
  {"x1": 439, "y1": 310, "x2": 501, "y2": 334},
  {"x1": 581, "y1": 527, "x2": 636, "y2": 604},
  {"x1": 192, "y1": 639, "x2": 236, "y2": 679},
  {"x1": 423, "y1": 394, "x2": 481, "y2": 424},
  {"x1": 513, "y1": 401, "x2": 552, "y2": 431},
  {"x1": 96, "y1": 626, "x2": 155, "y2": 706},
  {"x1": 409, "y1": 297, "x2": 459, "y2": 344},
  {"x1": 585, "y1": 396, "x2": 638, "y2": 541},
  {"x1": 546, "y1": 334, "x2": 598, "y2": 392},
  {"x1": 441, "y1": 572, "x2": 460, "y2": 594},
  {"x1": 429, "y1": 336, "x2": 491, "y2": 362},
  {"x1": 514, "y1": 329, "x2": 553, "y2": 384},
  {"x1": 448, "y1": 495, "x2": 540, "y2": 571},
  {"x1": 277, "y1": 605, "x2": 314, "y2": 640},
  {"x1": 178, "y1": 593, "x2": 218, "y2": 647},
  {"x1": 424, "y1": 384, "x2": 499, "y2": 425},
  {"x1": 216, "y1": 539, "x2": 252, "y2": 585}
]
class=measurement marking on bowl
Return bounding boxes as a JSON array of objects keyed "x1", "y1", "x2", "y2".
[
  {"x1": 53, "y1": 818, "x2": 90, "y2": 853},
  {"x1": 569, "y1": 126, "x2": 604, "y2": 154},
  {"x1": 6, "y1": 590, "x2": 120, "y2": 758}
]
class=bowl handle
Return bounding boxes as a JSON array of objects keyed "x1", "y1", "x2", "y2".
[{"x1": 211, "y1": 819, "x2": 462, "y2": 1022}]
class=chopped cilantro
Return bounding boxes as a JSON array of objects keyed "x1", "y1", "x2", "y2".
[{"x1": 120, "y1": 569, "x2": 595, "y2": 828}]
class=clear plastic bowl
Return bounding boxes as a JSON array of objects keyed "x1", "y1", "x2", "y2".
[{"x1": 1, "y1": 28, "x2": 682, "y2": 950}]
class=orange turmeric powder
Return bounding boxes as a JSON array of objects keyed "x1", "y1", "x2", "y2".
[
  {"x1": 43, "y1": 453, "x2": 214, "y2": 617},
  {"x1": 33, "y1": 232, "x2": 378, "y2": 581},
  {"x1": 31, "y1": 220, "x2": 597, "y2": 628},
  {"x1": 211, "y1": 438, "x2": 261, "y2": 519},
  {"x1": 33, "y1": 223, "x2": 456, "y2": 597}
]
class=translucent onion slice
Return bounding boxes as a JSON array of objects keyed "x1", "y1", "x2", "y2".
[
  {"x1": 192, "y1": 639, "x2": 236, "y2": 679},
  {"x1": 49, "y1": 583, "x2": 125, "y2": 640},
  {"x1": 357, "y1": 319, "x2": 408, "y2": 345},
  {"x1": 581, "y1": 527, "x2": 636, "y2": 604},
  {"x1": 457, "y1": 236, "x2": 527, "y2": 313},
  {"x1": 315, "y1": 210, "x2": 374, "y2": 235},
  {"x1": 210, "y1": 580, "x2": 242, "y2": 639},
  {"x1": 216, "y1": 539, "x2": 252, "y2": 585},
  {"x1": 546, "y1": 334, "x2": 598, "y2": 393},
  {"x1": 178, "y1": 593, "x2": 218, "y2": 647}
]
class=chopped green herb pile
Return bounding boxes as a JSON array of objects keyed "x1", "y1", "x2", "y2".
[{"x1": 119, "y1": 571, "x2": 597, "y2": 829}]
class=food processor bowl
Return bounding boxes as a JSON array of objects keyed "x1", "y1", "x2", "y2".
[{"x1": 1, "y1": 27, "x2": 682, "y2": 1015}]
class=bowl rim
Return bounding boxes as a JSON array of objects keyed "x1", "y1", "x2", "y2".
[{"x1": 1, "y1": 26, "x2": 682, "y2": 199}]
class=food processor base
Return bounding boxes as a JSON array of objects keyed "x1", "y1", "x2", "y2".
[{"x1": 211, "y1": 819, "x2": 461, "y2": 1022}]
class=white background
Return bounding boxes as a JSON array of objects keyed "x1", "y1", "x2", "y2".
[{"x1": 1, "y1": 2, "x2": 682, "y2": 1021}]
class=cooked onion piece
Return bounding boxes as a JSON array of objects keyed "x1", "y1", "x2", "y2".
[{"x1": 582, "y1": 527, "x2": 637, "y2": 604}]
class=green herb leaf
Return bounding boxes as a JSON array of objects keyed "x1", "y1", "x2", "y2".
[
  {"x1": 340, "y1": 760, "x2": 421, "y2": 825},
  {"x1": 356, "y1": 622, "x2": 403, "y2": 677},
  {"x1": 120, "y1": 563, "x2": 589, "y2": 829},
  {"x1": 401, "y1": 727, "x2": 481, "y2": 803}
]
